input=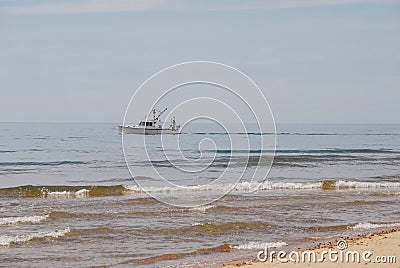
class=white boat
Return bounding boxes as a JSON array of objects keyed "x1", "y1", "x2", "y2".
[{"x1": 118, "y1": 108, "x2": 180, "y2": 135}]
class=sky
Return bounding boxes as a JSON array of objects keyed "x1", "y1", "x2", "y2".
[{"x1": 0, "y1": 0, "x2": 399, "y2": 124}]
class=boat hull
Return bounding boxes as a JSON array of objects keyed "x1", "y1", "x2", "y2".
[{"x1": 118, "y1": 125, "x2": 179, "y2": 135}]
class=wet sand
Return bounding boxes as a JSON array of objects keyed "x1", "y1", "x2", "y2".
[{"x1": 222, "y1": 229, "x2": 400, "y2": 268}]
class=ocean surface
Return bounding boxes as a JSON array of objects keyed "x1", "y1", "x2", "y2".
[{"x1": 0, "y1": 123, "x2": 400, "y2": 267}]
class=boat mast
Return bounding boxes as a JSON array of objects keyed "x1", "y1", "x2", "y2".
[{"x1": 152, "y1": 108, "x2": 168, "y2": 122}]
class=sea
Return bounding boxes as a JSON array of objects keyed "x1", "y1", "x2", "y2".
[{"x1": 0, "y1": 122, "x2": 399, "y2": 267}]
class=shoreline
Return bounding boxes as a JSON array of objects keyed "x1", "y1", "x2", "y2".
[{"x1": 221, "y1": 229, "x2": 400, "y2": 267}]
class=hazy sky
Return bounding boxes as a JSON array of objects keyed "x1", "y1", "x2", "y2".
[{"x1": 1, "y1": 0, "x2": 399, "y2": 124}]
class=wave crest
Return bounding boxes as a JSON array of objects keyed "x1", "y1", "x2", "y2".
[
  {"x1": 0, "y1": 227, "x2": 70, "y2": 246},
  {"x1": 1, "y1": 179, "x2": 399, "y2": 198},
  {"x1": 351, "y1": 222, "x2": 400, "y2": 230},
  {"x1": 0, "y1": 215, "x2": 49, "y2": 225}
]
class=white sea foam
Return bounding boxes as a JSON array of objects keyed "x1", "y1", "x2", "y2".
[
  {"x1": 46, "y1": 189, "x2": 89, "y2": 197},
  {"x1": 171, "y1": 205, "x2": 216, "y2": 213},
  {"x1": 0, "y1": 227, "x2": 70, "y2": 246},
  {"x1": 75, "y1": 189, "x2": 90, "y2": 196},
  {"x1": 125, "y1": 184, "x2": 222, "y2": 193},
  {"x1": 0, "y1": 214, "x2": 49, "y2": 225},
  {"x1": 191, "y1": 222, "x2": 211, "y2": 226},
  {"x1": 188, "y1": 205, "x2": 216, "y2": 212},
  {"x1": 124, "y1": 179, "x2": 400, "y2": 194},
  {"x1": 124, "y1": 181, "x2": 323, "y2": 194},
  {"x1": 232, "y1": 241, "x2": 287, "y2": 250},
  {"x1": 351, "y1": 222, "x2": 400, "y2": 230},
  {"x1": 335, "y1": 180, "x2": 400, "y2": 188},
  {"x1": 231, "y1": 181, "x2": 322, "y2": 191},
  {"x1": 47, "y1": 191, "x2": 72, "y2": 196}
]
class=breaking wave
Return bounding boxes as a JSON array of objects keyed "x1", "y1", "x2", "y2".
[
  {"x1": 127, "y1": 180, "x2": 400, "y2": 193},
  {"x1": 46, "y1": 189, "x2": 89, "y2": 197},
  {"x1": 187, "y1": 205, "x2": 216, "y2": 212},
  {"x1": 0, "y1": 227, "x2": 70, "y2": 246},
  {"x1": 0, "y1": 214, "x2": 49, "y2": 225},
  {"x1": 322, "y1": 180, "x2": 400, "y2": 190},
  {"x1": 0, "y1": 185, "x2": 126, "y2": 197},
  {"x1": 1, "y1": 179, "x2": 399, "y2": 198},
  {"x1": 124, "y1": 181, "x2": 322, "y2": 194},
  {"x1": 351, "y1": 222, "x2": 400, "y2": 230}
]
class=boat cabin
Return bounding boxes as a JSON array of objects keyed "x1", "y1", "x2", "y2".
[{"x1": 139, "y1": 121, "x2": 155, "y2": 127}]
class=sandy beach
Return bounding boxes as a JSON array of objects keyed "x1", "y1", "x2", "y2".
[{"x1": 223, "y1": 229, "x2": 400, "y2": 268}]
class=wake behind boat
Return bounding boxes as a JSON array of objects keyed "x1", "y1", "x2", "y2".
[{"x1": 118, "y1": 108, "x2": 180, "y2": 135}]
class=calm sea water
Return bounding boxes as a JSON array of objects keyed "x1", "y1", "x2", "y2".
[{"x1": 0, "y1": 123, "x2": 399, "y2": 267}]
